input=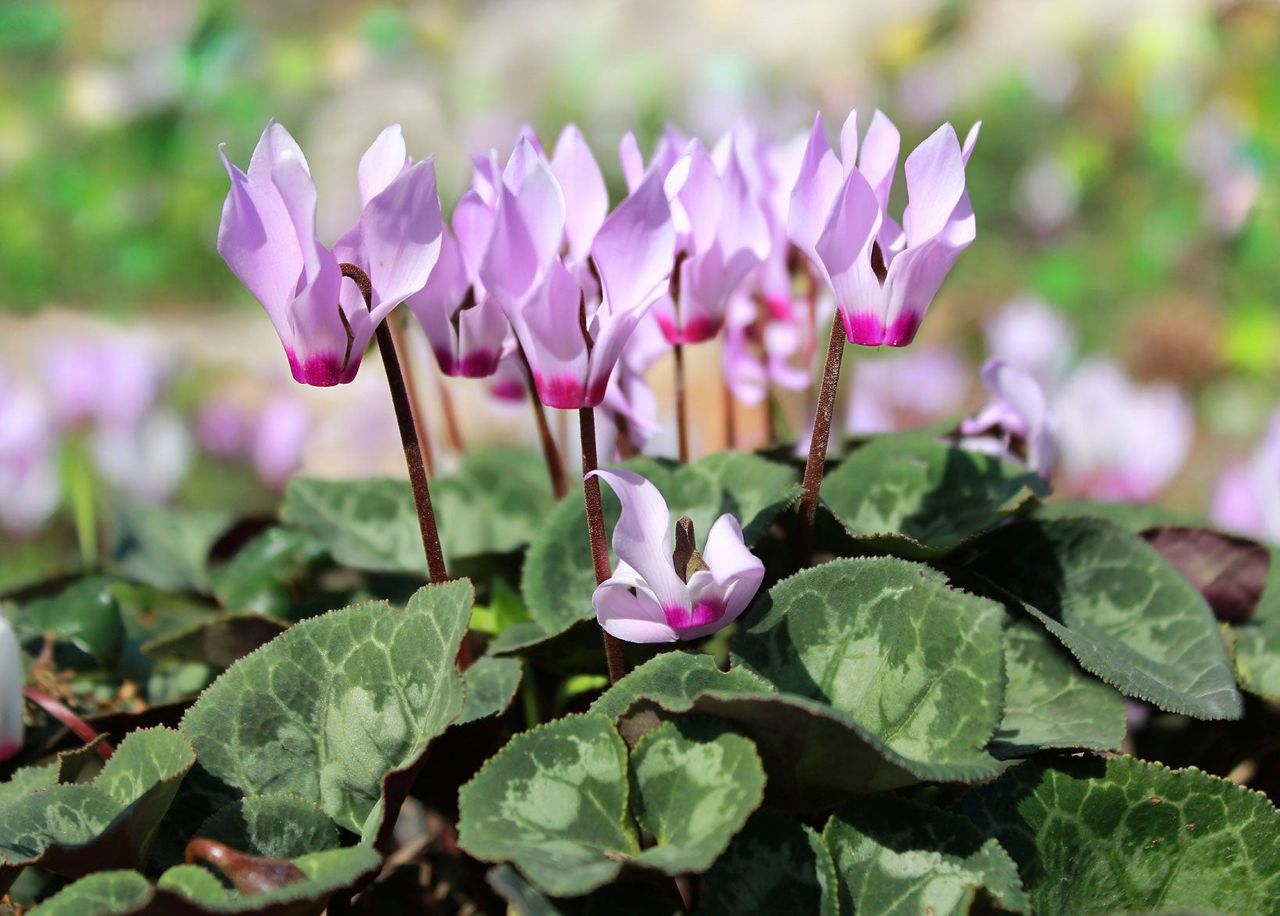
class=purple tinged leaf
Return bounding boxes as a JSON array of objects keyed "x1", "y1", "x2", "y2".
[{"x1": 1144, "y1": 526, "x2": 1270, "y2": 623}]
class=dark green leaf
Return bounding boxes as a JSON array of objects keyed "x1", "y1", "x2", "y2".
[
  {"x1": 1234, "y1": 545, "x2": 1280, "y2": 702},
  {"x1": 20, "y1": 577, "x2": 124, "y2": 664},
  {"x1": 105, "y1": 500, "x2": 233, "y2": 593},
  {"x1": 700, "y1": 811, "x2": 836, "y2": 916},
  {"x1": 457, "y1": 656, "x2": 523, "y2": 726},
  {"x1": 194, "y1": 795, "x2": 340, "y2": 859},
  {"x1": 210, "y1": 527, "x2": 327, "y2": 616},
  {"x1": 142, "y1": 612, "x2": 288, "y2": 668}
]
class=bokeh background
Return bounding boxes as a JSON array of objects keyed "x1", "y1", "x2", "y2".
[{"x1": 1, "y1": 0, "x2": 1277, "y2": 587}]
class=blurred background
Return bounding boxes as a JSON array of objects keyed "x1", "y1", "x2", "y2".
[{"x1": 1, "y1": 0, "x2": 1276, "y2": 586}]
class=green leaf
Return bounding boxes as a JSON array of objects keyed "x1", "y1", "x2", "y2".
[
  {"x1": 195, "y1": 794, "x2": 340, "y2": 859},
  {"x1": 970, "y1": 518, "x2": 1243, "y2": 719},
  {"x1": 733, "y1": 557, "x2": 1005, "y2": 780},
  {"x1": 457, "y1": 656, "x2": 523, "y2": 726},
  {"x1": 20, "y1": 576, "x2": 124, "y2": 664},
  {"x1": 486, "y1": 864, "x2": 683, "y2": 915},
  {"x1": 180, "y1": 580, "x2": 472, "y2": 833},
  {"x1": 824, "y1": 796, "x2": 1029, "y2": 915},
  {"x1": 105, "y1": 500, "x2": 233, "y2": 593},
  {"x1": 1232, "y1": 545, "x2": 1280, "y2": 703},
  {"x1": 0, "y1": 727, "x2": 195, "y2": 888},
  {"x1": 281, "y1": 447, "x2": 556, "y2": 575},
  {"x1": 627, "y1": 718, "x2": 765, "y2": 875},
  {"x1": 700, "y1": 811, "x2": 836, "y2": 916},
  {"x1": 588, "y1": 651, "x2": 774, "y2": 721},
  {"x1": 522, "y1": 452, "x2": 798, "y2": 637},
  {"x1": 458, "y1": 715, "x2": 638, "y2": 897},
  {"x1": 956, "y1": 756, "x2": 1280, "y2": 914},
  {"x1": 34, "y1": 846, "x2": 382, "y2": 916},
  {"x1": 26, "y1": 869, "x2": 153, "y2": 916},
  {"x1": 1036, "y1": 499, "x2": 1198, "y2": 531},
  {"x1": 821, "y1": 435, "x2": 1047, "y2": 557},
  {"x1": 142, "y1": 612, "x2": 288, "y2": 669},
  {"x1": 0, "y1": 737, "x2": 107, "y2": 809},
  {"x1": 211, "y1": 527, "x2": 327, "y2": 616},
  {"x1": 992, "y1": 616, "x2": 1127, "y2": 758},
  {"x1": 459, "y1": 714, "x2": 766, "y2": 897}
]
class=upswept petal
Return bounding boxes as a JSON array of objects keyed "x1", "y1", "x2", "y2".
[
  {"x1": 358, "y1": 124, "x2": 410, "y2": 207},
  {"x1": 983, "y1": 358, "x2": 1057, "y2": 475},
  {"x1": 857, "y1": 109, "x2": 901, "y2": 211},
  {"x1": 618, "y1": 131, "x2": 645, "y2": 193},
  {"x1": 406, "y1": 229, "x2": 468, "y2": 372},
  {"x1": 0, "y1": 617, "x2": 25, "y2": 761},
  {"x1": 589, "y1": 469, "x2": 690, "y2": 618},
  {"x1": 585, "y1": 292, "x2": 651, "y2": 403},
  {"x1": 592, "y1": 167, "x2": 675, "y2": 314},
  {"x1": 482, "y1": 184, "x2": 549, "y2": 310},
  {"x1": 520, "y1": 259, "x2": 590, "y2": 407},
  {"x1": 838, "y1": 109, "x2": 859, "y2": 171},
  {"x1": 701, "y1": 513, "x2": 764, "y2": 586},
  {"x1": 551, "y1": 124, "x2": 608, "y2": 264},
  {"x1": 902, "y1": 123, "x2": 966, "y2": 246},
  {"x1": 665, "y1": 141, "x2": 723, "y2": 255},
  {"x1": 814, "y1": 169, "x2": 884, "y2": 343},
  {"x1": 357, "y1": 158, "x2": 444, "y2": 319},
  {"x1": 507, "y1": 145, "x2": 567, "y2": 271},
  {"x1": 453, "y1": 189, "x2": 496, "y2": 279},
  {"x1": 787, "y1": 113, "x2": 844, "y2": 267}
]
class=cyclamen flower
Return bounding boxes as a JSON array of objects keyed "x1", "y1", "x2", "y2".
[
  {"x1": 846, "y1": 345, "x2": 969, "y2": 435},
  {"x1": 590, "y1": 469, "x2": 764, "y2": 643},
  {"x1": 789, "y1": 110, "x2": 979, "y2": 347},
  {"x1": 958, "y1": 358, "x2": 1057, "y2": 479},
  {"x1": 0, "y1": 375, "x2": 60, "y2": 537},
  {"x1": 722, "y1": 291, "x2": 813, "y2": 407},
  {"x1": 218, "y1": 121, "x2": 443, "y2": 386},
  {"x1": 1210, "y1": 410, "x2": 1280, "y2": 543},
  {"x1": 481, "y1": 137, "x2": 675, "y2": 409},
  {"x1": 44, "y1": 335, "x2": 166, "y2": 431},
  {"x1": 91, "y1": 410, "x2": 192, "y2": 504},
  {"x1": 0, "y1": 616, "x2": 21, "y2": 763},
  {"x1": 983, "y1": 297, "x2": 1076, "y2": 385},
  {"x1": 1054, "y1": 360, "x2": 1192, "y2": 503}
]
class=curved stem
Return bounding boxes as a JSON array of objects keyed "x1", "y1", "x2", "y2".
[
  {"x1": 341, "y1": 263, "x2": 448, "y2": 583},
  {"x1": 579, "y1": 407, "x2": 626, "y2": 684},
  {"x1": 24, "y1": 687, "x2": 114, "y2": 760},
  {"x1": 520, "y1": 348, "x2": 567, "y2": 500},
  {"x1": 795, "y1": 317, "x2": 846, "y2": 565}
]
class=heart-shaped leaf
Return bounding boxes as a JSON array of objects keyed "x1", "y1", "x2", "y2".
[
  {"x1": 458, "y1": 713, "x2": 765, "y2": 897},
  {"x1": 991, "y1": 616, "x2": 1126, "y2": 759},
  {"x1": 734, "y1": 557, "x2": 1005, "y2": 777},
  {"x1": 824, "y1": 795, "x2": 1029, "y2": 915},
  {"x1": 521, "y1": 452, "x2": 799, "y2": 637},
  {"x1": 180, "y1": 580, "x2": 472, "y2": 833},
  {"x1": 970, "y1": 518, "x2": 1242, "y2": 719},
  {"x1": 821, "y1": 435, "x2": 1047, "y2": 558},
  {"x1": 700, "y1": 811, "x2": 836, "y2": 916},
  {"x1": 956, "y1": 755, "x2": 1280, "y2": 914},
  {"x1": 194, "y1": 795, "x2": 340, "y2": 859},
  {"x1": 457, "y1": 656, "x2": 523, "y2": 726},
  {"x1": 0, "y1": 727, "x2": 195, "y2": 890},
  {"x1": 281, "y1": 446, "x2": 556, "y2": 575}
]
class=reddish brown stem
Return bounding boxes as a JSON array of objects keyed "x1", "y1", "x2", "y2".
[
  {"x1": 795, "y1": 317, "x2": 847, "y2": 564},
  {"x1": 674, "y1": 342, "x2": 690, "y2": 463},
  {"x1": 580, "y1": 407, "x2": 627, "y2": 684},
  {"x1": 521, "y1": 349, "x2": 567, "y2": 499},
  {"x1": 24, "y1": 687, "x2": 114, "y2": 760},
  {"x1": 341, "y1": 264, "x2": 448, "y2": 583},
  {"x1": 722, "y1": 375, "x2": 736, "y2": 451},
  {"x1": 437, "y1": 374, "x2": 467, "y2": 455},
  {"x1": 387, "y1": 315, "x2": 436, "y2": 478}
]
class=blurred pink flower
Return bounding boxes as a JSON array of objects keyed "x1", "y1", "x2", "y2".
[
  {"x1": 958, "y1": 358, "x2": 1057, "y2": 478},
  {"x1": 789, "y1": 110, "x2": 979, "y2": 347},
  {"x1": 44, "y1": 335, "x2": 165, "y2": 431},
  {"x1": 590, "y1": 469, "x2": 764, "y2": 643},
  {"x1": 252, "y1": 395, "x2": 310, "y2": 490},
  {"x1": 91, "y1": 410, "x2": 192, "y2": 504},
  {"x1": 1210, "y1": 411, "x2": 1280, "y2": 543},
  {"x1": 0, "y1": 375, "x2": 60, "y2": 537},
  {"x1": 1054, "y1": 360, "x2": 1193, "y2": 503},
  {"x1": 218, "y1": 122, "x2": 443, "y2": 386},
  {"x1": 846, "y1": 345, "x2": 969, "y2": 435},
  {"x1": 196, "y1": 393, "x2": 255, "y2": 459},
  {"x1": 983, "y1": 296, "x2": 1076, "y2": 385}
]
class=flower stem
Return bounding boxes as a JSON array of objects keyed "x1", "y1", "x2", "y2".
[
  {"x1": 673, "y1": 342, "x2": 690, "y2": 463},
  {"x1": 436, "y1": 373, "x2": 467, "y2": 455},
  {"x1": 24, "y1": 687, "x2": 114, "y2": 760},
  {"x1": 64, "y1": 437, "x2": 98, "y2": 569},
  {"x1": 579, "y1": 407, "x2": 626, "y2": 684},
  {"x1": 795, "y1": 316, "x2": 846, "y2": 564},
  {"x1": 387, "y1": 314, "x2": 436, "y2": 478},
  {"x1": 520, "y1": 349, "x2": 567, "y2": 500},
  {"x1": 722, "y1": 375, "x2": 736, "y2": 450},
  {"x1": 341, "y1": 263, "x2": 448, "y2": 583}
]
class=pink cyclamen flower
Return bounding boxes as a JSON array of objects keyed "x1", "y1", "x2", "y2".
[
  {"x1": 958, "y1": 358, "x2": 1057, "y2": 479},
  {"x1": 91, "y1": 410, "x2": 192, "y2": 505},
  {"x1": 589, "y1": 469, "x2": 765, "y2": 643},
  {"x1": 1054, "y1": 360, "x2": 1193, "y2": 503},
  {"x1": 0, "y1": 375, "x2": 60, "y2": 538},
  {"x1": 481, "y1": 137, "x2": 675, "y2": 409},
  {"x1": 44, "y1": 335, "x2": 166, "y2": 431},
  {"x1": 1210, "y1": 410, "x2": 1280, "y2": 542},
  {"x1": 845, "y1": 345, "x2": 968, "y2": 435},
  {"x1": 983, "y1": 296, "x2": 1076, "y2": 386},
  {"x1": 218, "y1": 121, "x2": 443, "y2": 386},
  {"x1": 721, "y1": 291, "x2": 813, "y2": 407},
  {"x1": 252, "y1": 394, "x2": 309, "y2": 489},
  {"x1": 0, "y1": 616, "x2": 23, "y2": 762},
  {"x1": 789, "y1": 110, "x2": 979, "y2": 347}
]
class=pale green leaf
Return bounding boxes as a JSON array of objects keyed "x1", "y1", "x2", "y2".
[
  {"x1": 822, "y1": 435, "x2": 1047, "y2": 557},
  {"x1": 588, "y1": 651, "x2": 774, "y2": 721},
  {"x1": 457, "y1": 656, "x2": 523, "y2": 725},
  {"x1": 971, "y1": 518, "x2": 1242, "y2": 719},
  {"x1": 1232, "y1": 545, "x2": 1280, "y2": 703},
  {"x1": 992, "y1": 616, "x2": 1127, "y2": 758},
  {"x1": 824, "y1": 795, "x2": 1029, "y2": 915},
  {"x1": 180, "y1": 580, "x2": 472, "y2": 832},
  {"x1": 957, "y1": 755, "x2": 1280, "y2": 914},
  {"x1": 105, "y1": 501, "x2": 233, "y2": 593},
  {"x1": 26, "y1": 869, "x2": 153, "y2": 916}
]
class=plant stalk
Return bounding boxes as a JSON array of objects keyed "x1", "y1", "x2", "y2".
[
  {"x1": 387, "y1": 313, "x2": 436, "y2": 478},
  {"x1": 520, "y1": 349, "x2": 568, "y2": 500},
  {"x1": 341, "y1": 263, "x2": 448, "y2": 583},
  {"x1": 674, "y1": 341, "x2": 690, "y2": 463},
  {"x1": 24, "y1": 687, "x2": 114, "y2": 760},
  {"x1": 579, "y1": 407, "x2": 627, "y2": 684},
  {"x1": 795, "y1": 316, "x2": 847, "y2": 564},
  {"x1": 722, "y1": 375, "x2": 736, "y2": 450}
]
